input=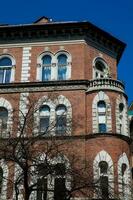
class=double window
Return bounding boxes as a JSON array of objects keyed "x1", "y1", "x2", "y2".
[
  {"x1": 39, "y1": 104, "x2": 67, "y2": 135},
  {"x1": 36, "y1": 163, "x2": 66, "y2": 200},
  {"x1": 38, "y1": 52, "x2": 71, "y2": 81}
]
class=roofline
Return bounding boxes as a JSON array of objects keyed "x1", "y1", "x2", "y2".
[{"x1": 0, "y1": 20, "x2": 126, "y2": 62}]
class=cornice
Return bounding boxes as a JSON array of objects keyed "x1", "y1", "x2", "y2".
[
  {"x1": 0, "y1": 79, "x2": 127, "y2": 96},
  {"x1": 0, "y1": 21, "x2": 126, "y2": 63}
]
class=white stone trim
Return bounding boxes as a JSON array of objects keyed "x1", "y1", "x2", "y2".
[
  {"x1": 93, "y1": 150, "x2": 114, "y2": 199},
  {"x1": 0, "y1": 40, "x2": 86, "y2": 48},
  {"x1": 0, "y1": 160, "x2": 8, "y2": 200},
  {"x1": 92, "y1": 91, "x2": 112, "y2": 133},
  {"x1": 118, "y1": 153, "x2": 131, "y2": 199},
  {"x1": 18, "y1": 93, "x2": 29, "y2": 136},
  {"x1": 21, "y1": 47, "x2": 31, "y2": 82},
  {"x1": 116, "y1": 95, "x2": 129, "y2": 136}
]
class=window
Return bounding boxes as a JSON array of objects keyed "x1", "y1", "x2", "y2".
[
  {"x1": 54, "y1": 163, "x2": 66, "y2": 200},
  {"x1": 57, "y1": 54, "x2": 67, "y2": 80},
  {"x1": 121, "y1": 163, "x2": 127, "y2": 196},
  {"x1": 97, "y1": 101, "x2": 107, "y2": 133},
  {"x1": 42, "y1": 55, "x2": 51, "y2": 81},
  {"x1": 99, "y1": 161, "x2": 109, "y2": 199},
  {"x1": 0, "y1": 57, "x2": 12, "y2": 83},
  {"x1": 56, "y1": 105, "x2": 67, "y2": 134},
  {"x1": 0, "y1": 167, "x2": 3, "y2": 194},
  {"x1": 37, "y1": 163, "x2": 48, "y2": 200},
  {"x1": 0, "y1": 107, "x2": 8, "y2": 134},
  {"x1": 39, "y1": 105, "x2": 50, "y2": 133},
  {"x1": 94, "y1": 58, "x2": 109, "y2": 79}
]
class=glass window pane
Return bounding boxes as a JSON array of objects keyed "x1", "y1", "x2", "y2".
[
  {"x1": 0, "y1": 69, "x2": 4, "y2": 83},
  {"x1": 58, "y1": 55, "x2": 67, "y2": 65},
  {"x1": 5, "y1": 69, "x2": 11, "y2": 83},
  {"x1": 0, "y1": 107, "x2": 8, "y2": 130},
  {"x1": 42, "y1": 67, "x2": 51, "y2": 81},
  {"x1": 99, "y1": 124, "x2": 106, "y2": 133},
  {"x1": 42, "y1": 55, "x2": 51, "y2": 65},
  {"x1": 37, "y1": 178, "x2": 47, "y2": 200},
  {"x1": 0, "y1": 57, "x2": 12, "y2": 66},
  {"x1": 58, "y1": 66, "x2": 67, "y2": 80},
  {"x1": 56, "y1": 115, "x2": 66, "y2": 134},
  {"x1": 100, "y1": 176, "x2": 109, "y2": 199},
  {"x1": 54, "y1": 178, "x2": 66, "y2": 200},
  {"x1": 40, "y1": 117, "x2": 49, "y2": 132}
]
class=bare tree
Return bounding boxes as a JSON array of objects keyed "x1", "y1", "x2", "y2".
[{"x1": 0, "y1": 93, "x2": 131, "y2": 200}]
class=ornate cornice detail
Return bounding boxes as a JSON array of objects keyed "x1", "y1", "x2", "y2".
[{"x1": 0, "y1": 22, "x2": 126, "y2": 63}]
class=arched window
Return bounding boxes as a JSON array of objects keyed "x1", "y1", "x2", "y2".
[
  {"x1": 57, "y1": 54, "x2": 67, "y2": 80},
  {"x1": 0, "y1": 167, "x2": 3, "y2": 194},
  {"x1": 0, "y1": 57, "x2": 12, "y2": 83},
  {"x1": 0, "y1": 107, "x2": 8, "y2": 135},
  {"x1": 39, "y1": 105, "x2": 50, "y2": 133},
  {"x1": 94, "y1": 58, "x2": 109, "y2": 79},
  {"x1": 99, "y1": 161, "x2": 109, "y2": 199},
  {"x1": 42, "y1": 55, "x2": 52, "y2": 81},
  {"x1": 56, "y1": 105, "x2": 67, "y2": 134},
  {"x1": 97, "y1": 101, "x2": 107, "y2": 133}
]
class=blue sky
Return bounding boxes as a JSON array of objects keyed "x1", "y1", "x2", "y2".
[{"x1": 0, "y1": 0, "x2": 133, "y2": 104}]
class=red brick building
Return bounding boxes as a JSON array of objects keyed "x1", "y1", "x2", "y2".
[{"x1": 0, "y1": 17, "x2": 131, "y2": 199}]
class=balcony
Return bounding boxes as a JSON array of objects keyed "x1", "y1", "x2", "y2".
[{"x1": 87, "y1": 78, "x2": 125, "y2": 93}]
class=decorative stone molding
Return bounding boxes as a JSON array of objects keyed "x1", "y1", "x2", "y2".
[
  {"x1": 87, "y1": 78, "x2": 125, "y2": 93},
  {"x1": 21, "y1": 47, "x2": 32, "y2": 82},
  {"x1": 92, "y1": 91, "x2": 112, "y2": 133},
  {"x1": 93, "y1": 150, "x2": 114, "y2": 199},
  {"x1": 34, "y1": 95, "x2": 72, "y2": 136},
  {"x1": 116, "y1": 95, "x2": 128, "y2": 136},
  {"x1": 118, "y1": 153, "x2": 131, "y2": 199}
]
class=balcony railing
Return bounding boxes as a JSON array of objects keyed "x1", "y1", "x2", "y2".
[{"x1": 87, "y1": 78, "x2": 125, "y2": 93}]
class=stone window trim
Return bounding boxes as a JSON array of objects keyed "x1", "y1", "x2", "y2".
[
  {"x1": 92, "y1": 91, "x2": 112, "y2": 133},
  {"x1": 30, "y1": 153, "x2": 71, "y2": 200},
  {"x1": 0, "y1": 160, "x2": 8, "y2": 200},
  {"x1": 0, "y1": 54, "x2": 16, "y2": 83},
  {"x1": 0, "y1": 97, "x2": 13, "y2": 137},
  {"x1": 118, "y1": 153, "x2": 131, "y2": 198},
  {"x1": 92, "y1": 57, "x2": 110, "y2": 79},
  {"x1": 36, "y1": 50, "x2": 72, "y2": 81},
  {"x1": 93, "y1": 150, "x2": 114, "y2": 199},
  {"x1": 116, "y1": 95, "x2": 128, "y2": 136},
  {"x1": 34, "y1": 95, "x2": 72, "y2": 136}
]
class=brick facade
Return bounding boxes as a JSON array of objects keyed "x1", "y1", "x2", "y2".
[{"x1": 0, "y1": 17, "x2": 130, "y2": 200}]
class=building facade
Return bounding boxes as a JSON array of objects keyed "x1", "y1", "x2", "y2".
[{"x1": 0, "y1": 17, "x2": 131, "y2": 200}]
